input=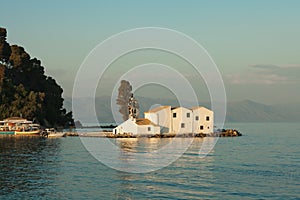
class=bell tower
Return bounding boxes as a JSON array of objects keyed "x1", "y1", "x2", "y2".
[{"x1": 128, "y1": 94, "x2": 139, "y2": 120}]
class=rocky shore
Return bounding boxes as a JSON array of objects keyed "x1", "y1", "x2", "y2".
[
  {"x1": 105, "y1": 129, "x2": 242, "y2": 138},
  {"x1": 1, "y1": 129, "x2": 242, "y2": 138}
]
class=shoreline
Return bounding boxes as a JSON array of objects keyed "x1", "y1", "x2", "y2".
[
  {"x1": 75, "y1": 129, "x2": 242, "y2": 138},
  {"x1": 0, "y1": 129, "x2": 242, "y2": 138}
]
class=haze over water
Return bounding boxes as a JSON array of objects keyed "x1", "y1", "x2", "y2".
[{"x1": 1, "y1": 123, "x2": 299, "y2": 199}]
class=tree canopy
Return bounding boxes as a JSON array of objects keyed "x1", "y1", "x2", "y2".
[
  {"x1": 116, "y1": 80, "x2": 133, "y2": 121},
  {"x1": 0, "y1": 27, "x2": 74, "y2": 128}
]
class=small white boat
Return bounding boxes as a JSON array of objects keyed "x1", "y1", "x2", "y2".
[
  {"x1": 43, "y1": 128, "x2": 66, "y2": 138},
  {"x1": 47, "y1": 132, "x2": 66, "y2": 138}
]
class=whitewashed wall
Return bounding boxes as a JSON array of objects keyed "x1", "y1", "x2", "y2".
[
  {"x1": 137, "y1": 125, "x2": 160, "y2": 136},
  {"x1": 192, "y1": 107, "x2": 214, "y2": 134},
  {"x1": 171, "y1": 107, "x2": 193, "y2": 134},
  {"x1": 113, "y1": 119, "x2": 137, "y2": 135},
  {"x1": 113, "y1": 119, "x2": 160, "y2": 136},
  {"x1": 145, "y1": 106, "x2": 171, "y2": 133}
]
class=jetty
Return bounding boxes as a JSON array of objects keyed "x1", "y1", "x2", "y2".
[{"x1": 104, "y1": 129, "x2": 242, "y2": 138}]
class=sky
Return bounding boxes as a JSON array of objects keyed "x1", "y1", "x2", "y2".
[{"x1": 1, "y1": 0, "x2": 300, "y2": 105}]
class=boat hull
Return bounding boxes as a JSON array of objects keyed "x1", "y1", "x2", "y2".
[
  {"x1": 15, "y1": 130, "x2": 40, "y2": 135},
  {"x1": 0, "y1": 131, "x2": 15, "y2": 135},
  {"x1": 47, "y1": 132, "x2": 66, "y2": 137}
]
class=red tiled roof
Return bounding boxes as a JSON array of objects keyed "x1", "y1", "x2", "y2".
[
  {"x1": 135, "y1": 118, "x2": 159, "y2": 126},
  {"x1": 171, "y1": 107, "x2": 191, "y2": 111},
  {"x1": 191, "y1": 106, "x2": 212, "y2": 111}
]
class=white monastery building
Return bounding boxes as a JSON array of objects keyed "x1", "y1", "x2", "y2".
[
  {"x1": 113, "y1": 118, "x2": 160, "y2": 136},
  {"x1": 114, "y1": 104, "x2": 214, "y2": 136},
  {"x1": 113, "y1": 94, "x2": 160, "y2": 136},
  {"x1": 144, "y1": 106, "x2": 213, "y2": 135}
]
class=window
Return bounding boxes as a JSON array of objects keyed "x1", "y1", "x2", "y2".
[
  {"x1": 186, "y1": 113, "x2": 190, "y2": 118},
  {"x1": 148, "y1": 127, "x2": 151, "y2": 131},
  {"x1": 200, "y1": 125, "x2": 204, "y2": 130},
  {"x1": 173, "y1": 113, "x2": 177, "y2": 118},
  {"x1": 181, "y1": 123, "x2": 185, "y2": 128},
  {"x1": 195, "y1": 116, "x2": 199, "y2": 121},
  {"x1": 206, "y1": 116, "x2": 210, "y2": 121}
]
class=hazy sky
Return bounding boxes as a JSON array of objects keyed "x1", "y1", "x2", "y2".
[{"x1": 1, "y1": 0, "x2": 300, "y2": 105}]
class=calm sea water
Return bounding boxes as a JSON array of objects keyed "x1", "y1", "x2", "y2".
[{"x1": 0, "y1": 123, "x2": 299, "y2": 199}]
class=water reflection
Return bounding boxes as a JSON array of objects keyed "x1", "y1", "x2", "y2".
[
  {"x1": 81, "y1": 136, "x2": 216, "y2": 173},
  {"x1": 116, "y1": 138, "x2": 138, "y2": 153},
  {"x1": 1, "y1": 124, "x2": 298, "y2": 199},
  {"x1": 0, "y1": 136, "x2": 62, "y2": 197},
  {"x1": 116, "y1": 138, "x2": 193, "y2": 172},
  {"x1": 111, "y1": 138, "x2": 216, "y2": 198},
  {"x1": 114, "y1": 137, "x2": 216, "y2": 175},
  {"x1": 115, "y1": 138, "x2": 172, "y2": 153}
]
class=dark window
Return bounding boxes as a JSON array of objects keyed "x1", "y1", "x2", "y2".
[
  {"x1": 206, "y1": 116, "x2": 210, "y2": 121},
  {"x1": 148, "y1": 127, "x2": 151, "y2": 131},
  {"x1": 173, "y1": 113, "x2": 177, "y2": 118},
  {"x1": 195, "y1": 116, "x2": 199, "y2": 121},
  {"x1": 187, "y1": 113, "x2": 190, "y2": 118},
  {"x1": 207, "y1": 126, "x2": 210, "y2": 129},
  {"x1": 181, "y1": 123, "x2": 185, "y2": 128},
  {"x1": 200, "y1": 125, "x2": 204, "y2": 130}
]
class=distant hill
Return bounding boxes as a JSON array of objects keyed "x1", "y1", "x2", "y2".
[
  {"x1": 65, "y1": 96, "x2": 300, "y2": 123},
  {"x1": 66, "y1": 96, "x2": 180, "y2": 124},
  {"x1": 227, "y1": 100, "x2": 300, "y2": 122}
]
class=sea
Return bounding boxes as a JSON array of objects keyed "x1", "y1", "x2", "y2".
[{"x1": 0, "y1": 123, "x2": 299, "y2": 199}]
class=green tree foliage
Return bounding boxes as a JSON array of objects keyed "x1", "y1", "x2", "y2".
[
  {"x1": 0, "y1": 84, "x2": 44, "y2": 120},
  {"x1": 0, "y1": 27, "x2": 74, "y2": 128},
  {"x1": 0, "y1": 28, "x2": 11, "y2": 92},
  {"x1": 0, "y1": 28, "x2": 11, "y2": 61}
]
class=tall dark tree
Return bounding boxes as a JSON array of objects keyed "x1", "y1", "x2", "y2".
[
  {"x1": 116, "y1": 80, "x2": 132, "y2": 121},
  {"x1": 0, "y1": 28, "x2": 11, "y2": 91},
  {"x1": 0, "y1": 28, "x2": 11, "y2": 62},
  {"x1": 0, "y1": 27, "x2": 74, "y2": 128}
]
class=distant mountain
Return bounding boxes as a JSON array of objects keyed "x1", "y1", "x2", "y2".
[
  {"x1": 227, "y1": 100, "x2": 300, "y2": 122},
  {"x1": 65, "y1": 96, "x2": 180, "y2": 123},
  {"x1": 64, "y1": 97, "x2": 300, "y2": 123}
]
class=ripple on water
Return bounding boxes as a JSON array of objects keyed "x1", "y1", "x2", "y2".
[{"x1": 1, "y1": 123, "x2": 300, "y2": 199}]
